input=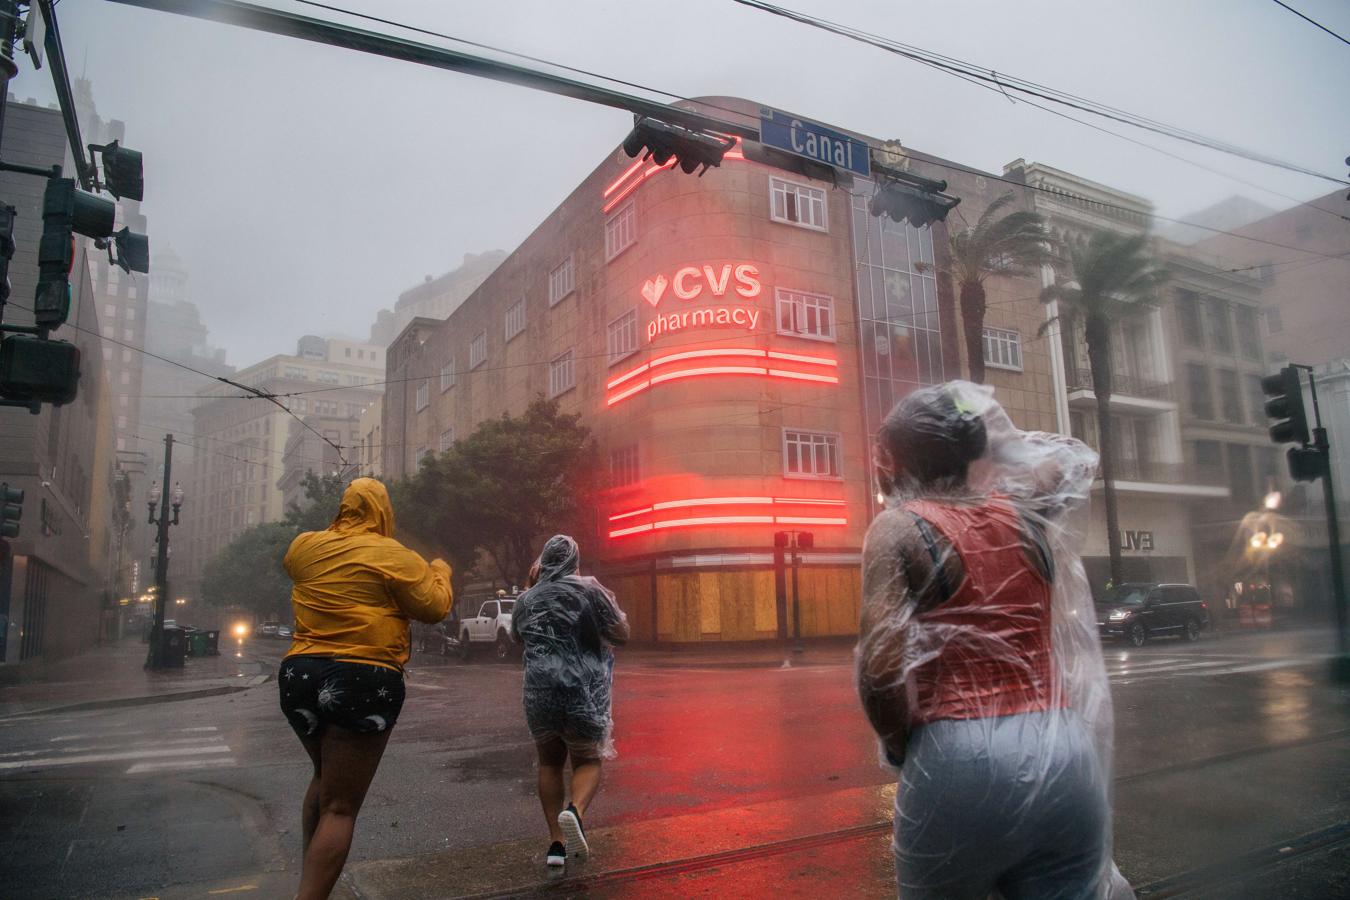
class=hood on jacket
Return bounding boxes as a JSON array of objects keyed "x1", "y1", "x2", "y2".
[{"x1": 328, "y1": 477, "x2": 395, "y2": 538}]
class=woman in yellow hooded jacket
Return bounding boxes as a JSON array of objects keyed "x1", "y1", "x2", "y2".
[{"x1": 279, "y1": 478, "x2": 451, "y2": 900}]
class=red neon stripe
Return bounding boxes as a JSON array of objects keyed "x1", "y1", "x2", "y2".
[
  {"x1": 766, "y1": 350, "x2": 838, "y2": 367},
  {"x1": 774, "y1": 516, "x2": 848, "y2": 527},
  {"x1": 774, "y1": 498, "x2": 848, "y2": 507},
  {"x1": 608, "y1": 506, "x2": 653, "y2": 522},
  {"x1": 603, "y1": 157, "x2": 646, "y2": 199},
  {"x1": 652, "y1": 496, "x2": 774, "y2": 511},
  {"x1": 768, "y1": 369, "x2": 840, "y2": 384},
  {"x1": 649, "y1": 366, "x2": 767, "y2": 385},
  {"x1": 608, "y1": 361, "x2": 650, "y2": 390},
  {"x1": 653, "y1": 515, "x2": 775, "y2": 530},
  {"x1": 605, "y1": 380, "x2": 650, "y2": 406},
  {"x1": 653, "y1": 347, "x2": 767, "y2": 366},
  {"x1": 609, "y1": 522, "x2": 654, "y2": 538}
]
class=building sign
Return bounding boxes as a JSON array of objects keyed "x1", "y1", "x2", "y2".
[
  {"x1": 641, "y1": 263, "x2": 763, "y2": 343},
  {"x1": 759, "y1": 108, "x2": 871, "y2": 177},
  {"x1": 1122, "y1": 530, "x2": 1154, "y2": 552}
]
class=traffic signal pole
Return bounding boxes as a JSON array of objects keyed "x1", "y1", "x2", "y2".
[
  {"x1": 146, "y1": 434, "x2": 174, "y2": 669},
  {"x1": 1304, "y1": 371, "x2": 1349, "y2": 677}
]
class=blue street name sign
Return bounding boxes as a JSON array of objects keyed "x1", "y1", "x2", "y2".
[{"x1": 758, "y1": 108, "x2": 871, "y2": 177}]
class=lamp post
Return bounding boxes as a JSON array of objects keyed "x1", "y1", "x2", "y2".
[{"x1": 145, "y1": 434, "x2": 184, "y2": 669}]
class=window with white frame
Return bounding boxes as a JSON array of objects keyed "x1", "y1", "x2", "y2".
[
  {"x1": 439, "y1": 426, "x2": 455, "y2": 453},
  {"x1": 548, "y1": 255, "x2": 575, "y2": 306},
  {"x1": 440, "y1": 358, "x2": 456, "y2": 391},
  {"x1": 549, "y1": 348, "x2": 576, "y2": 398},
  {"x1": 505, "y1": 298, "x2": 526, "y2": 341},
  {"x1": 783, "y1": 429, "x2": 841, "y2": 479},
  {"x1": 609, "y1": 444, "x2": 639, "y2": 487},
  {"x1": 414, "y1": 446, "x2": 428, "y2": 467},
  {"x1": 607, "y1": 308, "x2": 639, "y2": 364},
  {"x1": 470, "y1": 331, "x2": 487, "y2": 369},
  {"x1": 415, "y1": 381, "x2": 429, "y2": 411},
  {"x1": 982, "y1": 327, "x2": 1023, "y2": 370},
  {"x1": 776, "y1": 288, "x2": 835, "y2": 341},
  {"x1": 769, "y1": 177, "x2": 827, "y2": 231},
  {"x1": 605, "y1": 200, "x2": 637, "y2": 261}
]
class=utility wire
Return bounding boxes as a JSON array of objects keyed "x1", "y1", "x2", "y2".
[
  {"x1": 1270, "y1": 0, "x2": 1350, "y2": 46},
  {"x1": 296, "y1": 0, "x2": 1348, "y2": 231},
  {"x1": 732, "y1": 0, "x2": 1348, "y2": 187}
]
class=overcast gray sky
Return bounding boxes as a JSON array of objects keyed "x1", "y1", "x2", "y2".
[{"x1": 10, "y1": 0, "x2": 1349, "y2": 368}]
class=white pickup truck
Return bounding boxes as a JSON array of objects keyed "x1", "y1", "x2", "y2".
[{"x1": 458, "y1": 597, "x2": 517, "y2": 660}]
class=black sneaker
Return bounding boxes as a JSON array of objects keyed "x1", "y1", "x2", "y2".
[
  {"x1": 558, "y1": 804, "x2": 589, "y2": 860},
  {"x1": 546, "y1": 840, "x2": 566, "y2": 867}
]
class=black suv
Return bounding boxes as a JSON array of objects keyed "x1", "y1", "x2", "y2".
[{"x1": 1096, "y1": 583, "x2": 1210, "y2": 647}]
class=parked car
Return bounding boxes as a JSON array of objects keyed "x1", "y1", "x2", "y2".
[
  {"x1": 415, "y1": 621, "x2": 461, "y2": 657},
  {"x1": 1096, "y1": 583, "x2": 1210, "y2": 647},
  {"x1": 459, "y1": 598, "x2": 517, "y2": 660},
  {"x1": 256, "y1": 622, "x2": 281, "y2": 639}
]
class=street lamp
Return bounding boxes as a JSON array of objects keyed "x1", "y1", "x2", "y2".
[
  {"x1": 145, "y1": 436, "x2": 184, "y2": 670},
  {"x1": 1263, "y1": 491, "x2": 1282, "y2": 511}
]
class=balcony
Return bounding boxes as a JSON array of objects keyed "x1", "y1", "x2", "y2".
[
  {"x1": 1092, "y1": 457, "x2": 1229, "y2": 498},
  {"x1": 1066, "y1": 368, "x2": 1177, "y2": 413}
]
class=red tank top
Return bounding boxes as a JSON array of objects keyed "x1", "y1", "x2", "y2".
[{"x1": 901, "y1": 497, "x2": 1061, "y2": 725}]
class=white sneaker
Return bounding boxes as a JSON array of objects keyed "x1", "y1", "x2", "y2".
[
  {"x1": 546, "y1": 840, "x2": 566, "y2": 867},
  {"x1": 558, "y1": 804, "x2": 589, "y2": 860}
]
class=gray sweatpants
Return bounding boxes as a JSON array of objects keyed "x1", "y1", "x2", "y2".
[{"x1": 893, "y1": 709, "x2": 1110, "y2": 900}]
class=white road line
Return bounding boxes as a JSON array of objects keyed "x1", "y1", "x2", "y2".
[
  {"x1": 1115, "y1": 658, "x2": 1322, "y2": 684},
  {"x1": 0, "y1": 744, "x2": 232, "y2": 770},
  {"x1": 1, "y1": 736, "x2": 225, "y2": 760},
  {"x1": 49, "y1": 725, "x2": 219, "y2": 743},
  {"x1": 1106, "y1": 658, "x2": 1245, "y2": 677},
  {"x1": 126, "y1": 756, "x2": 237, "y2": 774}
]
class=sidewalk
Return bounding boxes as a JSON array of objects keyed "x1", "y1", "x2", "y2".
[{"x1": 0, "y1": 636, "x2": 273, "y2": 718}]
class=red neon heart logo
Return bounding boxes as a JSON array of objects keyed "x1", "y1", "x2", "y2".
[{"x1": 641, "y1": 275, "x2": 668, "y2": 307}]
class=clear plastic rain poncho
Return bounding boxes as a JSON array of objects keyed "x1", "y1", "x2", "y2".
[
  {"x1": 857, "y1": 382, "x2": 1133, "y2": 900},
  {"x1": 511, "y1": 535, "x2": 629, "y2": 760}
]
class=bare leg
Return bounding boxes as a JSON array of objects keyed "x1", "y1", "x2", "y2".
[
  {"x1": 569, "y1": 756, "x2": 603, "y2": 817},
  {"x1": 536, "y1": 737, "x2": 568, "y2": 844},
  {"x1": 298, "y1": 733, "x2": 322, "y2": 855},
  {"x1": 297, "y1": 727, "x2": 391, "y2": 900}
]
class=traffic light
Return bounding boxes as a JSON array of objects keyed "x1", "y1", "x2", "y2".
[
  {"x1": 869, "y1": 178, "x2": 960, "y2": 228},
  {"x1": 35, "y1": 177, "x2": 149, "y2": 328},
  {"x1": 622, "y1": 117, "x2": 736, "y2": 176},
  {"x1": 94, "y1": 141, "x2": 144, "y2": 202},
  {"x1": 1287, "y1": 447, "x2": 1325, "y2": 483},
  {"x1": 0, "y1": 205, "x2": 14, "y2": 308},
  {"x1": 0, "y1": 334, "x2": 81, "y2": 405},
  {"x1": 1260, "y1": 365, "x2": 1310, "y2": 446},
  {"x1": 0, "y1": 482, "x2": 23, "y2": 539}
]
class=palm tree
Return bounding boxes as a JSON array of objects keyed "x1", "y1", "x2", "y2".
[
  {"x1": 945, "y1": 192, "x2": 1054, "y2": 383},
  {"x1": 1041, "y1": 230, "x2": 1169, "y2": 586}
]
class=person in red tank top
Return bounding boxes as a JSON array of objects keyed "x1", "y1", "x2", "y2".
[{"x1": 857, "y1": 383, "x2": 1132, "y2": 900}]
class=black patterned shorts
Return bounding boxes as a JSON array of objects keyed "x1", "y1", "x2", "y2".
[{"x1": 278, "y1": 656, "x2": 406, "y2": 737}]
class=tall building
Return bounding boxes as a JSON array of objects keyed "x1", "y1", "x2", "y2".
[
  {"x1": 383, "y1": 97, "x2": 1058, "y2": 641},
  {"x1": 0, "y1": 99, "x2": 117, "y2": 667},
  {"x1": 368, "y1": 251, "x2": 506, "y2": 347},
  {"x1": 1004, "y1": 160, "x2": 1229, "y2": 590},
  {"x1": 1192, "y1": 190, "x2": 1350, "y2": 369},
  {"x1": 180, "y1": 337, "x2": 382, "y2": 600}
]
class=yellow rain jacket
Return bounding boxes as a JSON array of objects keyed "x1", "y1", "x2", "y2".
[{"x1": 283, "y1": 478, "x2": 451, "y2": 671}]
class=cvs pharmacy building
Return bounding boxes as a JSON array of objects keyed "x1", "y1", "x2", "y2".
[{"x1": 385, "y1": 100, "x2": 961, "y2": 642}]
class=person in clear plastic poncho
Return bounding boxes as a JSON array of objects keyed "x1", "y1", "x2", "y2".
[
  {"x1": 857, "y1": 382, "x2": 1134, "y2": 900},
  {"x1": 511, "y1": 535, "x2": 629, "y2": 867}
]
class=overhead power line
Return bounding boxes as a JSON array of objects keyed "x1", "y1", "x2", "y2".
[
  {"x1": 1270, "y1": 0, "x2": 1350, "y2": 47},
  {"x1": 732, "y1": 0, "x2": 1349, "y2": 187}
]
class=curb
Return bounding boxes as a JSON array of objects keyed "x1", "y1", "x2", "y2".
[{"x1": 0, "y1": 673, "x2": 273, "y2": 719}]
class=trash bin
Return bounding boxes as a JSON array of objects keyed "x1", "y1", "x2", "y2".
[
  {"x1": 188, "y1": 631, "x2": 209, "y2": 658},
  {"x1": 162, "y1": 626, "x2": 187, "y2": 668},
  {"x1": 203, "y1": 630, "x2": 220, "y2": 656}
]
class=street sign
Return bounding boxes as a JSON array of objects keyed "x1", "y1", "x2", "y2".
[{"x1": 758, "y1": 108, "x2": 871, "y2": 177}]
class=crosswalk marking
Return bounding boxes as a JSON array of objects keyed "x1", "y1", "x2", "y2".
[
  {"x1": 0, "y1": 744, "x2": 232, "y2": 771},
  {"x1": 0, "y1": 736, "x2": 223, "y2": 760},
  {"x1": 127, "y1": 756, "x2": 237, "y2": 774},
  {"x1": 48, "y1": 725, "x2": 219, "y2": 743}
]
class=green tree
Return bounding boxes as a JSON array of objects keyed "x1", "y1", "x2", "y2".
[
  {"x1": 1041, "y1": 230, "x2": 1168, "y2": 585},
  {"x1": 944, "y1": 192, "x2": 1054, "y2": 383},
  {"x1": 398, "y1": 396, "x2": 595, "y2": 587},
  {"x1": 199, "y1": 521, "x2": 295, "y2": 620}
]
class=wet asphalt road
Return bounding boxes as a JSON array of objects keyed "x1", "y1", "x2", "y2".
[{"x1": 0, "y1": 627, "x2": 1346, "y2": 898}]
